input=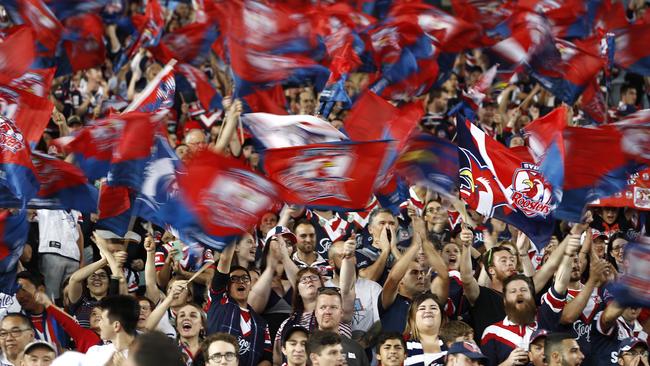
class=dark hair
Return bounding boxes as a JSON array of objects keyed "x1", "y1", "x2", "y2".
[
  {"x1": 131, "y1": 331, "x2": 185, "y2": 366},
  {"x1": 375, "y1": 332, "x2": 406, "y2": 353},
  {"x1": 482, "y1": 246, "x2": 513, "y2": 270},
  {"x1": 294, "y1": 219, "x2": 314, "y2": 232},
  {"x1": 136, "y1": 296, "x2": 156, "y2": 310},
  {"x1": 544, "y1": 332, "x2": 575, "y2": 363},
  {"x1": 16, "y1": 271, "x2": 45, "y2": 288},
  {"x1": 201, "y1": 333, "x2": 240, "y2": 361},
  {"x1": 502, "y1": 274, "x2": 535, "y2": 295},
  {"x1": 99, "y1": 295, "x2": 140, "y2": 336},
  {"x1": 308, "y1": 330, "x2": 341, "y2": 356}
]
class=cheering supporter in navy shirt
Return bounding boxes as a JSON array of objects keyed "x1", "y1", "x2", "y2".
[
  {"x1": 205, "y1": 244, "x2": 273, "y2": 366},
  {"x1": 403, "y1": 293, "x2": 447, "y2": 366},
  {"x1": 591, "y1": 302, "x2": 648, "y2": 366}
]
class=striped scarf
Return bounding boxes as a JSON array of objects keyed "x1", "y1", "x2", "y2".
[{"x1": 404, "y1": 338, "x2": 447, "y2": 366}]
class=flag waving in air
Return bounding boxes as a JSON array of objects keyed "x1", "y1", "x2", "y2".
[
  {"x1": 263, "y1": 140, "x2": 390, "y2": 211},
  {"x1": 0, "y1": 209, "x2": 28, "y2": 294},
  {"x1": 178, "y1": 150, "x2": 290, "y2": 241},
  {"x1": 457, "y1": 119, "x2": 556, "y2": 248},
  {"x1": 0, "y1": 116, "x2": 38, "y2": 204}
]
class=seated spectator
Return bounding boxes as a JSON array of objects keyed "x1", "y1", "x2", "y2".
[
  {"x1": 307, "y1": 331, "x2": 345, "y2": 366},
  {"x1": 375, "y1": 332, "x2": 407, "y2": 366},
  {"x1": 22, "y1": 340, "x2": 57, "y2": 366},
  {"x1": 0, "y1": 313, "x2": 35, "y2": 366}
]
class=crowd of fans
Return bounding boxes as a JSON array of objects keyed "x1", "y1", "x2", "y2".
[{"x1": 1, "y1": 1, "x2": 650, "y2": 366}]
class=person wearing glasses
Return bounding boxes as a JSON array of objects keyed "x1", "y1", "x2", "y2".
[
  {"x1": 205, "y1": 243, "x2": 272, "y2": 366},
  {"x1": 0, "y1": 313, "x2": 35, "y2": 366},
  {"x1": 201, "y1": 333, "x2": 240, "y2": 366},
  {"x1": 617, "y1": 337, "x2": 649, "y2": 366},
  {"x1": 65, "y1": 260, "x2": 111, "y2": 329}
]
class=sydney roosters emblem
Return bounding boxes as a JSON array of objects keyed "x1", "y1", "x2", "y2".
[
  {"x1": 509, "y1": 164, "x2": 553, "y2": 218},
  {"x1": 0, "y1": 116, "x2": 25, "y2": 153}
]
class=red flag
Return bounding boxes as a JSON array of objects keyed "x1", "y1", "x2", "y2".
[
  {"x1": 8, "y1": 67, "x2": 56, "y2": 97},
  {"x1": 242, "y1": 85, "x2": 288, "y2": 114},
  {"x1": 0, "y1": 26, "x2": 36, "y2": 82},
  {"x1": 178, "y1": 150, "x2": 290, "y2": 236},
  {"x1": 590, "y1": 168, "x2": 650, "y2": 211},
  {"x1": 0, "y1": 85, "x2": 53, "y2": 144},
  {"x1": 98, "y1": 185, "x2": 131, "y2": 219},
  {"x1": 176, "y1": 64, "x2": 220, "y2": 112},
  {"x1": 263, "y1": 141, "x2": 390, "y2": 210},
  {"x1": 5, "y1": 0, "x2": 63, "y2": 56},
  {"x1": 62, "y1": 14, "x2": 106, "y2": 72}
]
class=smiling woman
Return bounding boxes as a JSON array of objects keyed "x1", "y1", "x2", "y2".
[{"x1": 403, "y1": 293, "x2": 448, "y2": 366}]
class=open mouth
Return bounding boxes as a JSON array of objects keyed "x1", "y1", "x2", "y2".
[
  {"x1": 181, "y1": 320, "x2": 193, "y2": 331},
  {"x1": 236, "y1": 285, "x2": 246, "y2": 292}
]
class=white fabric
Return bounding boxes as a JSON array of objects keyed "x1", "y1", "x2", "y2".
[
  {"x1": 37, "y1": 210, "x2": 81, "y2": 261},
  {"x1": 325, "y1": 277, "x2": 382, "y2": 332}
]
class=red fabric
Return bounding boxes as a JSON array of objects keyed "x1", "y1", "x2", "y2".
[{"x1": 47, "y1": 305, "x2": 100, "y2": 353}]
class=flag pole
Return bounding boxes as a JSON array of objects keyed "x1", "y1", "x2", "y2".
[{"x1": 122, "y1": 58, "x2": 178, "y2": 114}]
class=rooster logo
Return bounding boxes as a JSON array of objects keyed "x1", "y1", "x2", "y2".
[{"x1": 510, "y1": 168, "x2": 553, "y2": 217}]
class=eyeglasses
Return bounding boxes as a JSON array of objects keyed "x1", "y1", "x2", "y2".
[
  {"x1": 229, "y1": 275, "x2": 251, "y2": 284},
  {"x1": 623, "y1": 350, "x2": 649, "y2": 358},
  {"x1": 299, "y1": 275, "x2": 320, "y2": 284},
  {"x1": 208, "y1": 352, "x2": 237, "y2": 362},
  {"x1": 0, "y1": 328, "x2": 32, "y2": 338},
  {"x1": 90, "y1": 273, "x2": 108, "y2": 280}
]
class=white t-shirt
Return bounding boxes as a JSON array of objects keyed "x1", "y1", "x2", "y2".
[
  {"x1": 37, "y1": 210, "x2": 81, "y2": 261},
  {"x1": 85, "y1": 344, "x2": 128, "y2": 366},
  {"x1": 324, "y1": 277, "x2": 382, "y2": 332}
]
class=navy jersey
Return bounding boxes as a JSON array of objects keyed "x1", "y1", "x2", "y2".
[{"x1": 589, "y1": 311, "x2": 648, "y2": 366}]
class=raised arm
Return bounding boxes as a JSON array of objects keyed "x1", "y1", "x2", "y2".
[
  {"x1": 248, "y1": 239, "x2": 281, "y2": 313},
  {"x1": 553, "y1": 234, "x2": 581, "y2": 296},
  {"x1": 340, "y1": 237, "x2": 357, "y2": 323},
  {"x1": 459, "y1": 226, "x2": 480, "y2": 305},
  {"x1": 381, "y1": 237, "x2": 419, "y2": 309},
  {"x1": 144, "y1": 280, "x2": 188, "y2": 331},
  {"x1": 143, "y1": 235, "x2": 161, "y2": 304},
  {"x1": 67, "y1": 257, "x2": 108, "y2": 304},
  {"x1": 560, "y1": 256, "x2": 608, "y2": 324},
  {"x1": 359, "y1": 228, "x2": 391, "y2": 282}
]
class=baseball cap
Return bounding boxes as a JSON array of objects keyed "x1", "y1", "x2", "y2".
[
  {"x1": 447, "y1": 341, "x2": 488, "y2": 362},
  {"x1": 591, "y1": 230, "x2": 609, "y2": 243},
  {"x1": 95, "y1": 230, "x2": 142, "y2": 244},
  {"x1": 281, "y1": 325, "x2": 309, "y2": 346},
  {"x1": 530, "y1": 329, "x2": 549, "y2": 344},
  {"x1": 618, "y1": 337, "x2": 648, "y2": 354},
  {"x1": 66, "y1": 115, "x2": 83, "y2": 127},
  {"x1": 264, "y1": 226, "x2": 297, "y2": 246},
  {"x1": 24, "y1": 340, "x2": 57, "y2": 356}
]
